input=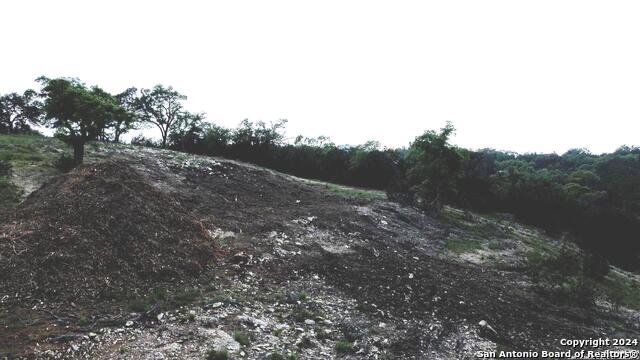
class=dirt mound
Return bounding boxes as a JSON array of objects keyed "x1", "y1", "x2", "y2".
[{"x1": 0, "y1": 161, "x2": 216, "y2": 302}]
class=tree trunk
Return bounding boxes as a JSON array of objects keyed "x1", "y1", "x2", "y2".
[{"x1": 73, "y1": 141, "x2": 85, "y2": 165}]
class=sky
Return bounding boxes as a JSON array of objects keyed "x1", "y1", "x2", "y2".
[{"x1": 1, "y1": 1, "x2": 639, "y2": 154}]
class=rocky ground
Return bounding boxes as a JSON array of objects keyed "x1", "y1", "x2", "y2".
[{"x1": 1, "y1": 137, "x2": 639, "y2": 359}]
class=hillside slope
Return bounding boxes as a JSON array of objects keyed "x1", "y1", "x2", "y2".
[{"x1": 0, "y1": 135, "x2": 639, "y2": 359}]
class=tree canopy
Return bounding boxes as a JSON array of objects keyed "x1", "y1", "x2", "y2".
[
  {"x1": 0, "y1": 90, "x2": 42, "y2": 134},
  {"x1": 37, "y1": 77, "x2": 123, "y2": 164},
  {"x1": 137, "y1": 85, "x2": 187, "y2": 148}
]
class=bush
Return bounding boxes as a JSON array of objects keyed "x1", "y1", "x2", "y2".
[
  {"x1": 233, "y1": 331, "x2": 251, "y2": 346},
  {"x1": 205, "y1": 349, "x2": 228, "y2": 360},
  {"x1": 335, "y1": 339, "x2": 353, "y2": 353},
  {"x1": 131, "y1": 135, "x2": 160, "y2": 148},
  {"x1": 54, "y1": 153, "x2": 76, "y2": 173},
  {"x1": 527, "y1": 246, "x2": 602, "y2": 306}
]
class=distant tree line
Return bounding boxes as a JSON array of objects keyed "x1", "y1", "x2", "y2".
[{"x1": 1, "y1": 77, "x2": 639, "y2": 269}]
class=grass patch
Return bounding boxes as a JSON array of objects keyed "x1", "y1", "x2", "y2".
[
  {"x1": 0, "y1": 175, "x2": 22, "y2": 218},
  {"x1": 77, "y1": 313, "x2": 91, "y2": 326},
  {"x1": 600, "y1": 270, "x2": 640, "y2": 310},
  {"x1": 0, "y1": 134, "x2": 67, "y2": 167},
  {"x1": 445, "y1": 236, "x2": 482, "y2": 254},
  {"x1": 335, "y1": 339, "x2": 353, "y2": 353},
  {"x1": 322, "y1": 183, "x2": 385, "y2": 200},
  {"x1": 522, "y1": 235, "x2": 559, "y2": 257},
  {"x1": 298, "y1": 291, "x2": 309, "y2": 302},
  {"x1": 233, "y1": 331, "x2": 251, "y2": 346},
  {"x1": 296, "y1": 175, "x2": 385, "y2": 200}
]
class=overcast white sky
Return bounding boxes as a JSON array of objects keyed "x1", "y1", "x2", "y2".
[{"x1": 1, "y1": 1, "x2": 639, "y2": 154}]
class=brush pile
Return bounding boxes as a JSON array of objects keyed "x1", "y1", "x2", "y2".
[{"x1": 0, "y1": 161, "x2": 216, "y2": 302}]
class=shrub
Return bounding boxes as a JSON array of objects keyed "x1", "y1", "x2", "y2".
[
  {"x1": 527, "y1": 246, "x2": 602, "y2": 306},
  {"x1": 233, "y1": 331, "x2": 251, "y2": 346},
  {"x1": 131, "y1": 135, "x2": 160, "y2": 148},
  {"x1": 335, "y1": 339, "x2": 353, "y2": 353},
  {"x1": 205, "y1": 349, "x2": 228, "y2": 360}
]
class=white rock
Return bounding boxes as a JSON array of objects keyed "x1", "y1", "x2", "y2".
[
  {"x1": 304, "y1": 319, "x2": 316, "y2": 325},
  {"x1": 125, "y1": 320, "x2": 134, "y2": 327},
  {"x1": 198, "y1": 329, "x2": 241, "y2": 352}
]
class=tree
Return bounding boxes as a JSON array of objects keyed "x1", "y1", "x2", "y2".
[
  {"x1": 111, "y1": 87, "x2": 139, "y2": 142},
  {"x1": 38, "y1": 77, "x2": 121, "y2": 165},
  {"x1": 403, "y1": 121, "x2": 463, "y2": 212},
  {"x1": 201, "y1": 123, "x2": 231, "y2": 156},
  {"x1": 138, "y1": 85, "x2": 187, "y2": 148},
  {"x1": 0, "y1": 90, "x2": 42, "y2": 134},
  {"x1": 168, "y1": 111, "x2": 205, "y2": 152}
]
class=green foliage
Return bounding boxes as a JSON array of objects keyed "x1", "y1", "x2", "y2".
[
  {"x1": 335, "y1": 339, "x2": 353, "y2": 353},
  {"x1": 458, "y1": 145, "x2": 640, "y2": 269},
  {"x1": 600, "y1": 270, "x2": 640, "y2": 310},
  {"x1": 445, "y1": 237, "x2": 482, "y2": 254},
  {"x1": 0, "y1": 133, "x2": 66, "y2": 167},
  {"x1": 233, "y1": 331, "x2": 251, "y2": 346},
  {"x1": 77, "y1": 313, "x2": 91, "y2": 326},
  {"x1": 398, "y1": 121, "x2": 464, "y2": 213},
  {"x1": 321, "y1": 182, "x2": 385, "y2": 200},
  {"x1": 138, "y1": 118, "x2": 401, "y2": 190},
  {"x1": 0, "y1": 174, "x2": 22, "y2": 219},
  {"x1": 297, "y1": 291, "x2": 309, "y2": 302},
  {"x1": 112, "y1": 87, "x2": 140, "y2": 142},
  {"x1": 130, "y1": 135, "x2": 160, "y2": 148},
  {"x1": 526, "y1": 246, "x2": 606, "y2": 306},
  {"x1": 205, "y1": 349, "x2": 228, "y2": 360},
  {"x1": 37, "y1": 77, "x2": 124, "y2": 164},
  {"x1": 138, "y1": 85, "x2": 188, "y2": 148},
  {"x1": 168, "y1": 111, "x2": 206, "y2": 152},
  {"x1": 0, "y1": 89, "x2": 42, "y2": 134}
]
